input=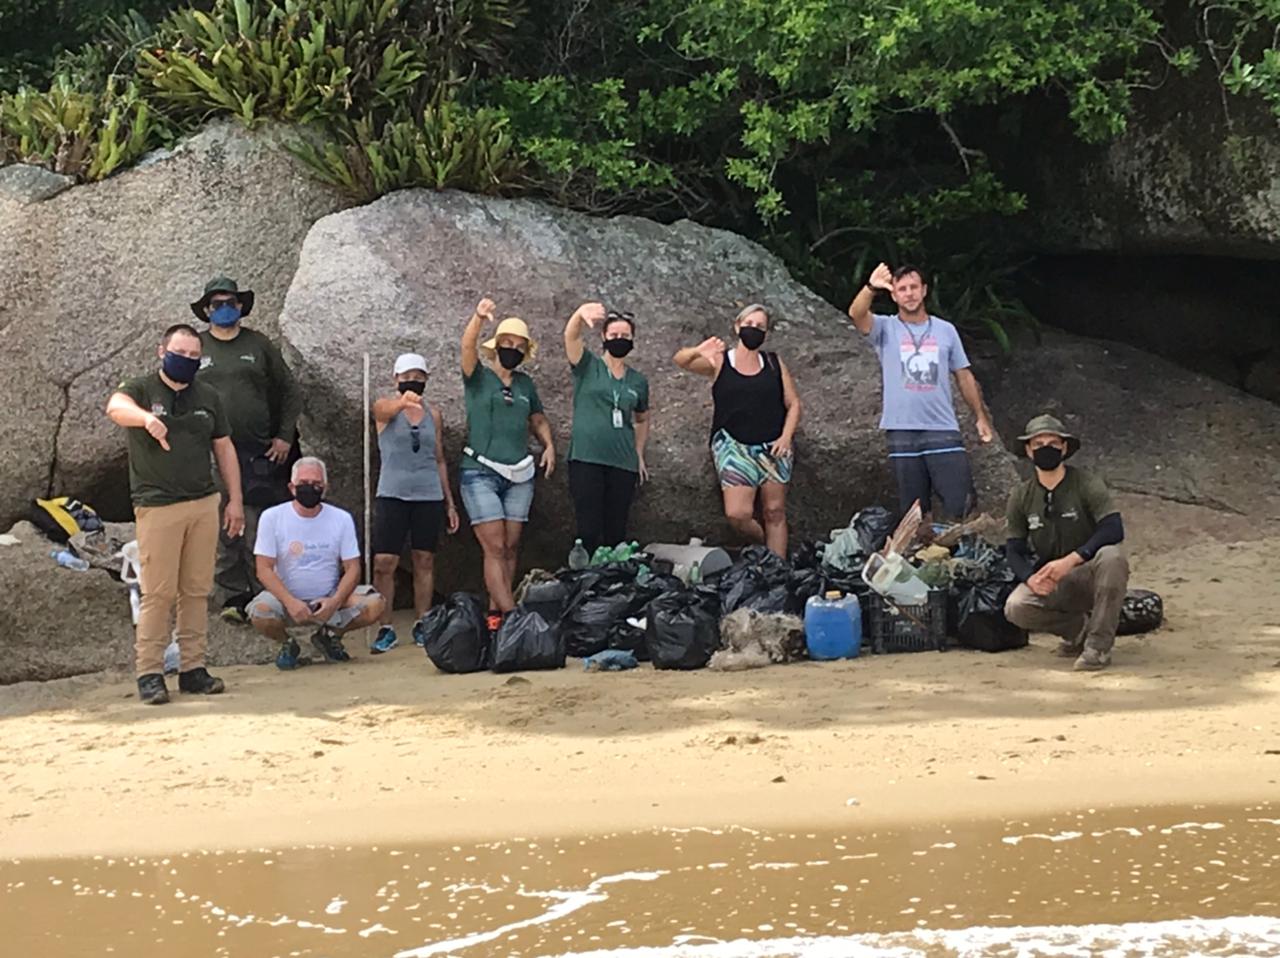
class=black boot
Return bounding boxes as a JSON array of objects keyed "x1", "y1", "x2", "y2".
[
  {"x1": 137, "y1": 673, "x2": 170, "y2": 705},
  {"x1": 178, "y1": 666, "x2": 226, "y2": 695}
]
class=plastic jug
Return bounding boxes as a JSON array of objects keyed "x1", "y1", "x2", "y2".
[
  {"x1": 862, "y1": 551, "x2": 929, "y2": 605},
  {"x1": 804, "y1": 591, "x2": 862, "y2": 660}
]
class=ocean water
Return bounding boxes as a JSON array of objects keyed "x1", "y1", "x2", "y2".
[{"x1": 2, "y1": 805, "x2": 1277, "y2": 957}]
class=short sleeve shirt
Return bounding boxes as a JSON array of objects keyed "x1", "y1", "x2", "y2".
[
  {"x1": 567, "y1": 352, "x2": 649, "y2": 472},
  {"x1": 868, "y1": 314, "x2": 970, "y2": 431},
  {"x1": 254, "y1": 502, "x2": 360, "y2": 602},
  {"x1": 116, "y1": 373, "x2": 229, "y2": 507},
  {"x1": 1006, "y1": 466, "x2": 1117, "y2": 562},
  {"x1": 461, "y1": 365, "x2": 544, "y2": 469}
]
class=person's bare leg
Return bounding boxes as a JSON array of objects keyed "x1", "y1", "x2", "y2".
[
  {"x1": 411, "y1": 550, "x2": 436, "y2": 617},
  {"x1": 503, "y1": 520, "x2": 524, "y2": 598},
  {"x1": 473, "y1": 520, "x2": 515, "y2": 612},
  {"x1": 760, "y1": 481, "x2": 789, "y2": 557},
  {"x1": 250, "y1": 615, "x2": 289, "y2": 643},
  {"x1": 722, "y1": 486, "x2": 765, "y2": 543},
  {"x1": 372, "y1": 554, "x2": 399, "y2": 626},
  {"x1": 335, "y1": 591, "x2": 387, "y2": 635}
]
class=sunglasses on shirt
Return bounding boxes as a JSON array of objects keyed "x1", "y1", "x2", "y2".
[{"x1": 501, "y1": 385, "x2": 514, "y2": 406}]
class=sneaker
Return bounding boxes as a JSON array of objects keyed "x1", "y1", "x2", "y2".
[
  {"x1": 276, "y1": 638, "x2": 311, "y2": 671},
  {"x1": 137, "y1": 672, "x2": 170, "y2": 705},
  {"x1": 371, "y1": 626, "x2": 398, "y2": 655},
  {"x1": 486, "y1": 611, "x2": 504, "y2": 634},
  {"x1": 310, "y1": 627, "x2": 351, "y2": 663},
  {"x1": 1073, "y1": 648, "x2": 1111, "y2": 672},
  {"x1": 219, "y1": 604, "x2": 248, "y2": 625},
  {"x1": 1055, "y1": 639, "x2": 1085, "y2": 658},
  {"x1": 178, "y1": 666, "x2": 225, "y2": 695},
  {"x1": 411, "y1": 620, "x2": 427, "y2": 647}
]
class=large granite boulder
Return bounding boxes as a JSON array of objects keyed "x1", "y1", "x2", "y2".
[
  {"x1": 280, "y1": 190, "x2": 1018, "y2": 583},
  {"x1": 0, "y1": 120, "x2": 349, "y2": 527}
]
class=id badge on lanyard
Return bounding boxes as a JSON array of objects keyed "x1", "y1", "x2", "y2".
[{"x1": 612, "y1": 387, "x2": 624, "y2": 429}]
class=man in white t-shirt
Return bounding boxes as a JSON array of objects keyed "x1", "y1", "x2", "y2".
[{"x1": 248, "y1": 456, "x2": 384, "y2": 669}]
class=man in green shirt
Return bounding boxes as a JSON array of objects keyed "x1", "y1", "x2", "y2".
[
  {"x1": 191, "y1": 276, "x2": 302, "y2": 624},
  {"x1": 106, "y1": 323, "x2": 246, "y2": 705},
  {"x1": 1004, "y1": 414, "x2": 1129, "y2": 672}
]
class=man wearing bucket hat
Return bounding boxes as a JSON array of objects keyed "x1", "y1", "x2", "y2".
[
  {"x1": 460, "y1": 298, "x2": 557, "y2": 633},
  {"x1": 191, "y1": 276, "x2": 302, "y2": 625},
  {"x1": 1003, "y1": 414, "x2": 1129, "y2": 671}
]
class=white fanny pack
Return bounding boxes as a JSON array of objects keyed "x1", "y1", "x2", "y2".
[{"x1": 465, "y1": 447, "x2": 536, "y2": 484}]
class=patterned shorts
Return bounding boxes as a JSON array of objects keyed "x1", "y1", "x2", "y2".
[{"x1": 711, "y1": 429, "x2": 793, "y2": 488}]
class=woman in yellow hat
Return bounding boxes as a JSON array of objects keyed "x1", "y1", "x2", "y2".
[{"x1": 460, "y1": 298, "x2": 557, "y2": 632}]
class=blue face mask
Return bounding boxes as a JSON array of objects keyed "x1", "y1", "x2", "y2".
[
  {"x1": 209, "y1": 302, "x2": 241, "y2": 328},
  {"x1": 162, "y1": 351, "x2": 201, "y2": 384}
]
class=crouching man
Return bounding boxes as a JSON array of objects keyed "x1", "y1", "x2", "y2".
[
  {"x1": 1004, "y1": 415, "x2": 1129, "y2": 672},
  {"x1": 248, "y1": 456, "x2": 384, "y2": 668}
]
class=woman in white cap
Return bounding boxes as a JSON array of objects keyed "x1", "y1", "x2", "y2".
[
  {"x1": 673, "y1": 303, "x2": 802, "y2": 557},
  {"x1": 460, "y1": 298, "x2": 556, "y2": 633},
  {"x1": 369, "y1": 353, "x2": 459, "y2": 653}
]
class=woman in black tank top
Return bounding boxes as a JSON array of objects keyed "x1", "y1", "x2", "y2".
[{"x1": 674, "y1": 304, "x2": 803, "y2": 557}]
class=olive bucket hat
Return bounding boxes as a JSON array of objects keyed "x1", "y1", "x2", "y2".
[
  {"x1": 190, "y1": 276, "x2": 255, "y2": 321},
  {"x1": 1017, "y1": 413, "x2": 1081, "y2": 459}
]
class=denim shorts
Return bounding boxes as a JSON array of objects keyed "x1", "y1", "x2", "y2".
[
  {"x1": 246, "y1": 584, "x2": 380, "y2": 631},
  {"x1": 460, "y1": 468, "x2": 535, "y2": 525}
]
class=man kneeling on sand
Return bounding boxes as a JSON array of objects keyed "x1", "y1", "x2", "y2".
[
  {"x1": 1004, "y1": 415, "x2": 1129, "y2": 672},
  {"x1": 248, "y1": 456, "x2": 385, "y2": 669}
]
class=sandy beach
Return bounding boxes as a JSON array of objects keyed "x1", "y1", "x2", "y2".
[{"x1": 2, "y1": 495, "x2": 1278, "y2": 861}]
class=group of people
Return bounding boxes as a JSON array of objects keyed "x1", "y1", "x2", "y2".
[{"x1": 105, "y1": 264, "x2": 1129, "y2": 705}]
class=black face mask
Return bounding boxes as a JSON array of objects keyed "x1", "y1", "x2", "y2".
[
  {"x1": 497, "y1": 347, "x2": 525, "y2": 370},
  {"x1": 294, "y1": 483, "x2": 324, "y2": 508},
  {"x1": 1031, "y1": 446, "x2": 1065, "y2": 471},
  {"x1": 603, "y1": 338, "x2": 634, "y2": 358},
  {"x1": 397, "y1": 380, "x2": 426, "y2": 395},
  {"x1": 738, "y1": 326, "x2": 767, "y2": 351}
]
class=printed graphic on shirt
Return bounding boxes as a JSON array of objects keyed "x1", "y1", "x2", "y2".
[{"x1": 898, "y1": 329, "x2": 941, "y2": 392}]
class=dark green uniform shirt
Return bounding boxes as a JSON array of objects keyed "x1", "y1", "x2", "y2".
[
  {"x1": 567, "y1": 352, "x2": 649, "y2": 473},
  {"x1": 1006, "y1": 465, "x2": 1116, "y2": 562},
  {"x1": 197, "y1": 327, "x2": 301, "y2": 446},
  {"x1": 461, "y1": 365, "x2": 544, "y2": 469},
  {"x1": 117, "y1": 372, "x2": 230, "y2": 507}
]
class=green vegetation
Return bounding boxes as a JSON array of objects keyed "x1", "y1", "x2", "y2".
[{"x1": 2, "y1": 0, "x2": 1279, "y2": 345}]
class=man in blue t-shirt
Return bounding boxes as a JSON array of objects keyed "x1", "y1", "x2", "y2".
[{"x1": 846, "y1": 262, "x2": 995, "y2": 520}]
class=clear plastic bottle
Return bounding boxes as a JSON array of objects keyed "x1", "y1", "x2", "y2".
[
  {"x1": 50, "y1": 549, "x2": 89, "y2": 572},
  {"x1": 688, "y1": 561, "x2": 702, "y2": 585},
  {"x1": 568, "y1": 539, "x2": 590, "y2": 571}
]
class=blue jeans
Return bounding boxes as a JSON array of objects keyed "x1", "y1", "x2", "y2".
[{"x1": 460, "y1": 468, "x2": 535, "y2": 525}]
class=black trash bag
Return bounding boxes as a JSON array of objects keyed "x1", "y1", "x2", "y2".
[
  {"x1": 646, "y1": 586, "x2": 722, "y2": 670},
  {"x1": 955, "y1": 580, "x2": 1027, "y2": 652},
  {"x1": 607, "y1": 618, "x2": 649, "y2": 661},
  {"x1": 786, "y1": 564, "x2": 869, "y2": 616},
  {"x1": 424, "y1": 592, "x2": 490, "y2": 673},
  {"x1": 719, "y1": 545, "x2": 791, "y2": 615},
  {"x1": 1118, "y1": 589, "x2": 1163, "y2": 635},
  {"x1": 522, "y1": 579, "x2": 570, "y2": 629},
  {"x1": 492, "y1": 607, "x2": 565, "y2": 673},
  {"x1": 789, "y1": 540, "x2": 822, "y2": 571},
  {"x1": 853, "y1": 506, "x2": 896, "y2": 556},
  {"x1": 562, "y1": 586, "x2": 635, "y2": 658}
]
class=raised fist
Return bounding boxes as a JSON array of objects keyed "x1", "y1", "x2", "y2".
[
  {"x1": 577, "y1": 302, "x2": 607, "y2": 328},
  {"x1": 475, "y1": 298, "x2": 496, "y2": 323},
  {"x1": 868, "y1": 262, "x2": 894, "y2": 291}
]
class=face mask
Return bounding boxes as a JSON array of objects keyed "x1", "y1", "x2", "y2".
[
  {"x1": 603, "y1": 338, "x2": 634, "y2": 358},
  {"x1": 209, "y1": 303, "x2": 241, "y2": 328},
  {"x1": 162, "y1": 351, "x2": 200, "y2": 384},
  {"x1": 738, "y1": 326, "x2": 767, "y2": 351},
  {"x1": 397, "y1": 380, "x2": 426, "y2": 396},
  {"x1": 497, "y1": 346, "x2": 525, "y2": 370},
  {"x1": 293, "y1": 483, "x2": 324, "y2": 509},
  {"x1": 1031, "y1": 446, "x2": 1065, "y2": 471}
]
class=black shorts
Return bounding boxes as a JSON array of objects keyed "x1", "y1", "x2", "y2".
[{"x1": 372, "y1": 497, "x2": 444, "y2": 555}]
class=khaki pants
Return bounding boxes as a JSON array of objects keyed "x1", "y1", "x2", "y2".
[
  {"x1": 1004, "y1": 545, "x2": 1130, "y2": 654},
  {"x1": 134, "y1": 493, "x2": 221, "y2": 676}
]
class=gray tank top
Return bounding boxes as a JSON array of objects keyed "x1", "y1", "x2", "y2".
[{"x1": 376, "y1": 409, "x2": 444, "y2": 501}]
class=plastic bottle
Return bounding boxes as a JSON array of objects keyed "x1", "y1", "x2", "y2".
[
  {"x1": 568, "y1": 539, "x2": 590, "y2": 571},
  {"x1": 50, "y1": 549, "x2": 89, "y2": 572},
  {"x1": 590, "y1": 545, "x2": 611, "y2": 567},
  {"x1": 688, "y1": 561, "x2": 702, "y2": 585},
  {"x1": 163, "y1": 638, "x2": 181, "y2": 675},
  {"x1": 804, "y1": 590, "x2": 862, "y2": 660}
]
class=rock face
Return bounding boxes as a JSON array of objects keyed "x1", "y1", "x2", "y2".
[
  {"x1": 0, "y1": 522, "x2": 273, "y2": 685},
  {"x1": 979, "y1": 331, "x2": 1280, "y2": 520},
  {"x1": 0, "y1": 163, "x2": 75, "y2": 204},
  {"x1": 280, "y1": 190, "x2": 1018, "y2": 585},
  {"x1": 0, "y1": 121, "x2": 349, "y2": 528}
]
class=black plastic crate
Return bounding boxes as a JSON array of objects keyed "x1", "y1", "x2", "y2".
[{"x1": 869, "y1": 590, "x2": 948, "y2": 654}]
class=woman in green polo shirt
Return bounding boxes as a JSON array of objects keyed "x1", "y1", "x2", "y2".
[
  {"x1": 563, "y1": 302, "x2": 651, "y2": 553},
  {"x1": 460, "y1": 298, "x2": 557, "y2": 632}
]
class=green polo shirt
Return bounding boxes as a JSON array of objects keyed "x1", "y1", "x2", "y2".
[
  {"x1": 117, "y1": 372, "x2": 230, "y2": 507},
  {"x1": 197, "y1": 327, "x2": 301, "y2": 446},
  {"x1": 1006, "y1": 465, "x2": 1116, "y2": 562},
  {"x1": 461, "y1": 365, "x2": 543, "y2": 469},
  {"x1": 567, "y1": 352, "x2": 649, "y2": 473}
]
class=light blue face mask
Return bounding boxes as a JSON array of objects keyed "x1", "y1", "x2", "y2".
[{"x1": 209, "y1": 302, "x2": 241, "y2": 328}]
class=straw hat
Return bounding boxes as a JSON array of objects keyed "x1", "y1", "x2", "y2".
[{"x1": 480, "y1": 317, "x2": 538, "y2": 362}]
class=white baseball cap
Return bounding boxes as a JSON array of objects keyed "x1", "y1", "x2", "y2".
[{"x1": 393, "y1": 353, "x2": 428, "y2": 375}]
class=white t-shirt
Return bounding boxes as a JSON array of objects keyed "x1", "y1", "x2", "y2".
[{"x1": 254, "y1": 502, "x2": 360, "y2": 602}]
